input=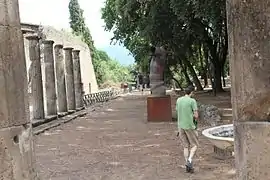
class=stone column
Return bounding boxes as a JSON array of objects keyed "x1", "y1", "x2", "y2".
[
  {"x1": 43, "y1": 40, "x2": 57, "y2": 116},
  {"x1": 54, "y1": 44, "x2": 68, "y2": 113},
  {"x1": 89, "y1": 83, "x2": 92, "y2": 94},
  {"x1": 0, "y1": 0, "x2": 37, "y2": 178},
  {"x1": 72, "y1": 50, "x2": 84, "y2": 109},
  {"x1": 26, "y1": 35, "x2": 45, "y2": 120},
  {"x1": 227, "y1": 1, "x2": 270, "y2": 179},
  {"x1": 64, "y1": 47, "x2": 76, "y2": 111}
]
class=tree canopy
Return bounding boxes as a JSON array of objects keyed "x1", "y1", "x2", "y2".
[
  {"x1": 101, "y1": 0, "x2": 229, "y2": 93},
  {"x1": 69, "y1": 0, "x2": 134, "y2": 87}
]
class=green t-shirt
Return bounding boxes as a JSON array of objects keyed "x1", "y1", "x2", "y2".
[{"x1": 176, "y1": 96, "x2": 198, "y2": 130}]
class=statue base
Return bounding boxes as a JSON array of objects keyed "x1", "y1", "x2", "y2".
[{"x1": 147, "y1": 95, "x2": 172, "y2": 122}]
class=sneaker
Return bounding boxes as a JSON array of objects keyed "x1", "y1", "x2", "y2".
[
  {"x1": 186, "y1": 160, "x2": 194, "y2": 173},
  {"x1": 185, "y1": 164, "x2": 190, "y2": 173}
]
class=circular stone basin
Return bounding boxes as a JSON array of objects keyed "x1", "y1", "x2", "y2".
[{"x1": 202, "y1": 124, "x2": 234, "y2": 150}]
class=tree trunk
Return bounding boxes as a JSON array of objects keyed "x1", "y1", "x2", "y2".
[
  {"x1": 222, "y1": 65, "x2": 226, "y2": 87},
  {"x1": 206, "y1": 35, "x2": 224, "y2": 93},
  {"x1": 185, "y1": 59, "x2": 203, "y2": 91},
  {"x1": 213, "y1": 63, "x2": 223, "y2": 92},
  {"x1": 179, "y1": 60, "x2": 193, "y2": 86},
  {"x1": 227, "y1": 1, "x2": 270, "y2": 179},
  {"x1": 198, "y1": 45, "x2": 208, "y2": 88},
  {"x1": 202, "y1": 68, "x2": 208, "y2": 88},
  {"x1": 172, "y1": 77, "x2": 184, "y2": 90}
]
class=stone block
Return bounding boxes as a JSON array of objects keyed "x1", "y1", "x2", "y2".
[
  {"x1": 234, "y1": 122, "x2": 270, "y2": 179},
  {"x1": 147, "y1": 95, "x2": 172, "y2": 122},
  {"x1": 0, "y1": 124, "x2": 37, "y2": 179},
  {"x1": 0, "y1": 0, "x2": 20, "y2": 26},
  {"x1": 213, "y1": 145, "x2": 233, "y2": 160},
  {"x1": 198, "y1": 103, "x2": 221, "y2": 126},
  {"x1": 0, "y1": 26, "x2": 29, "y2": 128}
]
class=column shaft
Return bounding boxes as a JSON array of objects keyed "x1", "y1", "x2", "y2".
[
  {"x1": 64, "y1": 47, "x2": 76, "y2": 111},
  {"x1": 72, "y1": 50, "x2": 84, "y2": 109},
  {"x1": 43, "y1": 40, "x2": 57, "y2": 116},
  {"x1": 227, "y1": 0, "x2": 270, "y2": 179},
  {"x1": 54, "y1": 44, "x2": 68, "y2": 113},
  {"x1": 26, "y1": 35, "x2": 45, "y2": 119},
  {"x1": 0, "y1": 0, "x2": 37, "y2": 178}
]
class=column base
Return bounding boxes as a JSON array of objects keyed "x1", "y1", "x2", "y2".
[
  {"x1": 45, "y1": 115, "x2": 58, "y2": 121},
  {"x1": 213, "y1": 145, "x2": 233, "y2": 160},
  {"x1": 147, "y1": 95, "x2": 172, "y2": 122},
  {"x1": 32, "y1": 115, "x2": 58, "y2": 127},
  {"x1": 58, "y1": 112, "x2": 69, "y2": 117},
  {"x1": 235, "y1": 121, "x2": 270, "y2": 179},
  {"x1": 68, "y1": 110, "x2": 76, "y2": 114},
  {"x1": 76, "y1": 107, "x2": 85, "y2": 111},
  {"x1": 32, "y1": 119, "x2": 46, "y2": 128}
]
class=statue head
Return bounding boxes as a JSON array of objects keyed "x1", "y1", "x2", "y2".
[{"x1": 150, "y1": 46, "x2": 167, "y2": 64}]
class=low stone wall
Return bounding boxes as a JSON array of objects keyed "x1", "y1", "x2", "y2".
[
  {"x1": 83, "y1": 89, "x2": 122, "y2": 107},
  {"x1": 198, "y1": 103, "x2": 221, "y2": 126}
]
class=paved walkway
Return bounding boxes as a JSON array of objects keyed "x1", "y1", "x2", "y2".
[{"x1": 35, "y1": 93, "x2": 235, "y2": 180}]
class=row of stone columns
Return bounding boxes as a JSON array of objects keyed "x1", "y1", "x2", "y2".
[{"x1": 26, "y1": 35, "x2": 84, "y2": 120}]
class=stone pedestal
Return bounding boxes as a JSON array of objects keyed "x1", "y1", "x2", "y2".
[
  {"x1": 26, "y1": 35, "x2": 45, "y2": 120},
  {"x1": 64, "y1": 47, "x2": 76, "y2": 111},
  {"x1": 234, "y1": 122, "x2": 270, "y2": 179},
  {"x1": 72, "y1": 50, "x2": 83, "y2": 109},
  {"x1": 213, "y1": 146, "x2": 233, "y2": 160},
  {"x1": 43, "y1": 40, "x2": 57, "y2": 116},
  {"x1": 147, "y1": 95, "x2": 172, "y2": 122},
  {"x1": 54, "y1": 44, "x2": 68, "y2": 113},
  {"x1": 0, "y1": 0, "x2": 37, "y2": 178}
]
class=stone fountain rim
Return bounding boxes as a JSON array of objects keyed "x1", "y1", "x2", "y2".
[{"x1": 202, "y1": 124, "x2": 234, "y2": 142}]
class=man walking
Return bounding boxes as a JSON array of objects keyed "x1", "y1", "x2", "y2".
[{"x1": 176, "y1": 86, "x2": 199, "y2": 173}]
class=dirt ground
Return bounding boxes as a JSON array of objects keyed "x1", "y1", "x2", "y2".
[{"x1": 35, "y1": 91, "x2": 235, "y2": 180}]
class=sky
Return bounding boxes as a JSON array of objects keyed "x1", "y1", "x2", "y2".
[{"x1": 18, "y1": 0, "x2": 134, "y2": 65}]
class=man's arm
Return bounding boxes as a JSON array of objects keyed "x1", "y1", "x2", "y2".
[{"x1": 192, "y1": 99, "x2": 199, "y2": 120}]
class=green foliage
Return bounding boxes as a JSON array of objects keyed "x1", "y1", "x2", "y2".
[
  {"x1": 68, "y1": 0, "x2": 134, "y2": 87},
  {"x1": 68, "y1": 0, "x2": 95, "y2": 52},
  {"x1": 101, "y1": 0, "x2": 229, "y2": 92},
  {"x1": 94, "y1": 49, "x2": 133, "y2": 86}
]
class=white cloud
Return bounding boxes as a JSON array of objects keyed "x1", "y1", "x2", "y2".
[
  {"x1": 18, "y1": 0, "x2": 113, "y2": 47},
  {"x1": 18, "y1": 0, "x2": 134, "y2": 65}
]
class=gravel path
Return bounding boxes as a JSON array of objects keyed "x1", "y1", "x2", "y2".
[{"x1": 35, "y1": 93, "x2": 235, "y2": 180}]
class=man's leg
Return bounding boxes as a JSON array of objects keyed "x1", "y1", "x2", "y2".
[
  {"x1": 185, "y1": 129, "x2": 199, "y2": 172},
  {"x1": 179, "y1": 129, "x2": 191, "y2": 171}
]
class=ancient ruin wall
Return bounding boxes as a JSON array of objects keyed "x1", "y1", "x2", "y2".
[{"x1": 23, "y1": 25, "x2": 98, "y2": 95}]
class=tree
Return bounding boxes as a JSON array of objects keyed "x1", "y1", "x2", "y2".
[
  {"x1": 68, "y1": 0, "x2": 95, "y2": 52},
  {"x1": 69, "y1": 0, "x2": 134, "y2": 87},
  {"x1": 102, "y1": 0, "x2": 229, "y2": 93}
]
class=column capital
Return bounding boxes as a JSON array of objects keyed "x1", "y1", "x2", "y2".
[
  {"x1": 54, "y1": 44, "x2": 63, "y2": 48},
  {"x1": 25, "y1": 34, "x2": 40, "y2": 41},
  {"x1": 42, "y1": 40, "x2": 54, "y2": 45},
  {"x1": 63, "y1": 47, "x2": 74, "y2": 51},
  {"x1": 72, "y1": 49, "x2": 80, "y2": 53}
]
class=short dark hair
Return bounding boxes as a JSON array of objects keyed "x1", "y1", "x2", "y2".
[{"x1": 184, "y1": 85, "x2": 195, "y2": 95}]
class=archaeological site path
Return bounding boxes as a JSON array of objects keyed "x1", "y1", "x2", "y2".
[{"x1": 35, "y1": 92, "x2": 235, "y2": 180}]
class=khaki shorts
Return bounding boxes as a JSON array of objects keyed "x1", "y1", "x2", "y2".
[{"x1": 179, "y1": 128, "x2": 199, "y2": 148}]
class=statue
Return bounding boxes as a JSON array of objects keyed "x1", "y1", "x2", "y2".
[{"x1": 149, "y1": 46, "x2": 167, "y2": 96}]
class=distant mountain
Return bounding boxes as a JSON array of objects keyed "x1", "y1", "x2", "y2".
[{"x1": 99, "y1": 44, "x2": 135, "y2": 66}]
